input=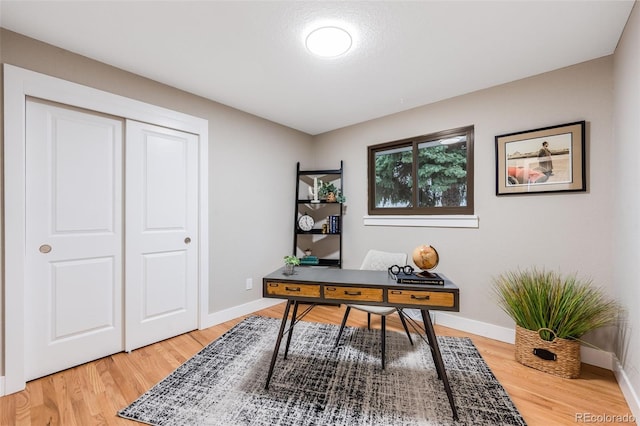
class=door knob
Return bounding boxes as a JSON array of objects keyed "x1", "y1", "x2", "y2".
[
  {"x1": 39, "y1": 244, "x2": 52, "y2": 254},
  {"x1": 184, "y1": 237, "x2": 191, "y2": 244}
]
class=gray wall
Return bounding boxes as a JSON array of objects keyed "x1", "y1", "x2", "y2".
[
  {"x1": 0, "y1": 29, "x2": 313, "y2": 375},
  {"x1": 315, "y1": 57, "x2": 615, "y2": 345},
  {"x1": 613, "y1": 1, "x2": 640, "y2": 406}
]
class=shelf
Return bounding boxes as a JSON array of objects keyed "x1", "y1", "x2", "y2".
[
  {"x1": 299, "y1": 259, "x2": 341, "y2": 267},
  {"x1": 297, "y1": 169, "x2": 342, "y2": 176},
  {"x1": 294, "y1": 161, "x2": 343, "y2": 269},
  {"x1": 296, "y1": 230, "x2": 340, "y2": 235},
  {"x1": 297, "y1": 200, "x2": 343, "y2": 205}
]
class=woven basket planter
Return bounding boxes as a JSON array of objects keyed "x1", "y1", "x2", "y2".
[{"x1": 514, "y1": 325, "x2": 581, "y2": 378}]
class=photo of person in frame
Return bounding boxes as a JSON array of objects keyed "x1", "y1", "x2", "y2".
[
  {"x1": 505, "y1": 133, "x2": 572, "y2": 186},
  {"x1": 538, "y1": 141, "x2": 554, "y2": 176}
]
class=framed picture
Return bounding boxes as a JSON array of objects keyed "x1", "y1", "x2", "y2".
[{"x1": 495, "y1": 121, "x2": 586, "y2": 195}]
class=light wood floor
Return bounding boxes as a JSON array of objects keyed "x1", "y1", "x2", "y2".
[{"x1": 0, "y1": 302, "x2": 633, "y2": 426}]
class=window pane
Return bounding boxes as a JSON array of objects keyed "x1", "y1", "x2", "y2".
[
  {"x1": 374, "y1": 145, "x2": 413, "y2": 208},
  {"x1": 367, "y1": 125, "x2": 473, "y2": 216},
  {"x1": 417, "y1": 136, "x2": 467, "y2": 208}
]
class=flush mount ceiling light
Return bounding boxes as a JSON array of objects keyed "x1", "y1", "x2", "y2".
[{"x1": 305, "y1": 26, "x2": 352, "y2": 58}]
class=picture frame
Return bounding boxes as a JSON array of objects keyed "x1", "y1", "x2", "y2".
[{"x1": 495, "y1": 121, "x2": 586, "y2": 195}]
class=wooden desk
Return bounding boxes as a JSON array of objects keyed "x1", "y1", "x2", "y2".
[{"x1": 262, "y1": 267, "x2": 460, "y2": 420}]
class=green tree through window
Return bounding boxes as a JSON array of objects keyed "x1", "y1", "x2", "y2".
[
  {"x1": 368, "y1": 126, "x2": 474, "y2": 215},
  {"x1": 374, "y1": 145, "x2": 413, "y2": 207}
]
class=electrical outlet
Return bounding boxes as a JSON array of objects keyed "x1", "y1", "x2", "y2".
[{"x1": 245, "y1": 278, "x2": 253, "y2": 290}]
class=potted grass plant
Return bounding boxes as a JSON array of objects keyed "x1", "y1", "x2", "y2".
[{"x1": 493, "y1": 268, "x2": 620, "y2": 378}]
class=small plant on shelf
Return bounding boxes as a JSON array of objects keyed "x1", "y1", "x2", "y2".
[{"x1": 318, "y1": 182, "x2": 346, "y2": 203}]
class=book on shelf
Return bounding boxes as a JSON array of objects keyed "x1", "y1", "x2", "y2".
[
  {"x1": 390, "y1": 271, "x2": 445, "y2": 286},
  {"x1": 300, "y1": 255, "x2": 319, "y2": 265},
  {"x1": 326, "y1": 215, "x2": 340, "y2": 234}
]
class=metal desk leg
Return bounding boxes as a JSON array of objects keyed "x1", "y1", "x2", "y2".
[
  {"x1": 421, "y1": 309, "x2": 459, "y2": 421},
  {"x1": 420, "y1": 311, "x2": 441, "y2": 380},
  {"x1": 265, "y1": 300, "x2": 293, "y2": 390},
  {"x1": 283, "y1": 301, "x2": 299, "y2": 359}
]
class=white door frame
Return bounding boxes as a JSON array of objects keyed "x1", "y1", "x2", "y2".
[{"x1": 2, "y1": 64, "x2": 209, "y2": 395}]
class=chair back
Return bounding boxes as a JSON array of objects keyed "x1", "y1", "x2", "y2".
[{"x1": 359, "y1": 249, "x2": 407, "y2": 271}]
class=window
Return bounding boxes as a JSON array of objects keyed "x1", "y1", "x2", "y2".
[{"x1": 368, "y1": 125, "x2": 474, "y2": 215}]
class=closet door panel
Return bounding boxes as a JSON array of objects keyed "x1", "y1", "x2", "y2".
[
  {"x1": 125, "y1": 120, "x2": 198, "y2": 351},
  {"x1": 24, "y1": 99, "x2": 124, "y2": 381}
]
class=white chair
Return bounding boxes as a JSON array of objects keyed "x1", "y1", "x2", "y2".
[{"x1": 335, "y1": 249, "x2": 413, "y2": 368}]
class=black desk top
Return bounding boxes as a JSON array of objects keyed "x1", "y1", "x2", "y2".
[{"x1": 263, "y1": 267, "x2": 458, "y2": 292}]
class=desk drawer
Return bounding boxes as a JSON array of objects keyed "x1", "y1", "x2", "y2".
[
  {"x1": 266, "y1": 282, "x2": 321, "y2": 298},
  {"x1": 324, "y1": 286, "x2": 383, "y2": 302},
  {"x1": 388, "y1": 289, "x2": 455, "y2": 308}
]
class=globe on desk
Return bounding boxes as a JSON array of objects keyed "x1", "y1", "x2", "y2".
[{"x1": 412, "y1": 245, "x2": 439, "y2": 277}]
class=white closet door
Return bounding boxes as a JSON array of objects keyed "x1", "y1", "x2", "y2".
[
  {"x1": 125, "y1": 120, "x2": 199, "y2": 351},
  {"x1": 24, "y1": 99, "x2": 124, "y2": 380}
]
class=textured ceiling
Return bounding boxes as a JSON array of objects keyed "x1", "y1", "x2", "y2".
[{"x1": 0, "y1": 1, "x2": 634, "y2": 135}]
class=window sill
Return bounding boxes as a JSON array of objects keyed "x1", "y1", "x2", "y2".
[{"x1": 363, "y1": 215, "x2": 479, "y2": 228}]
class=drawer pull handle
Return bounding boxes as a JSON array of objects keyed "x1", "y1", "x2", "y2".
[
  {"x1": 285, "y1": 286, "x2": 301, "y2": 292},
  {"x1": 268, "y1": 283, "x2": 278, "y2": 287},
  {"x1": 411, "y1": 294, "x2": 430, "y2": 300},
  {"x1": 326, "y1": 287, "x2": 336, "y2": 292},
  {"x1": 390, "y1": 290, "x2": 402, "y2": 294},
  {"x1": 345, "y1": 290, "x2": 362, "y2": 296}
]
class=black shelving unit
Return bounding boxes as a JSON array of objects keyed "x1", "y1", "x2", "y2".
[{"x1": 293, "y1": 161, "x2": 343, "y2": 268}]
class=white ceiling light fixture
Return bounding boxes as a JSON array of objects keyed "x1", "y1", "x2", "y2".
[{"x1": 305, "y1": 26, "x2": 353, "y2": 58}]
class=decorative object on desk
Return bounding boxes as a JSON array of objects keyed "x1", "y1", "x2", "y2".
[
  {"x1": 388, "y1": 264, "x2": 414, "y2": 275},
  {"x1": 412, "y1": 244, "x2": 440, "y2": 277},
  {"x1": 297, "y1": 212, "x2": 314, "y2": 232},
  {"x1": 493, "y1": 268, "x2": 620, "y2": 378},
  {"x1": 304, "y1": 248, "x2": 312, "y2": 256},
  {"x1": 388, "y1": 265, "x2": 445, "y2": 285},
  {"x1": 119, "y1": 316, "x2": 526, "y2": 426},
  {"x1": 318, "y1": 181, "x2": 346, "y2": 203},
  {"x1": 283, "y1": 255, "x2": 300, "y2": 275}
]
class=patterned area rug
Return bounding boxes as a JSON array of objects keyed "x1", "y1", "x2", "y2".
[{"x1": 119, "y1": 316, "x2": 526, "y2": 425}]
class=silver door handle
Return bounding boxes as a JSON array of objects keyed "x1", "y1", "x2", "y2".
[
  {"x1": 184, "y1": 237, "x2": 191, "y2": 244},
  {"x1": 39, "y1": 244, "x2": 52, "y2": 254}
]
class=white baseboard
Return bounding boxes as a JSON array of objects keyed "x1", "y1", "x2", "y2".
[
  {"x1": 434, "y1": 312, "x2": 615, "y2": 370},
  {"x1": 201, "y1": 298, "x2": 282, "y2": 329},
  {"x1": 434, "y1": 312, "x2": 516, "y2": 344},
  {"x1": 614, "y1": 357, "x2": 640, "y2": 420}
]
